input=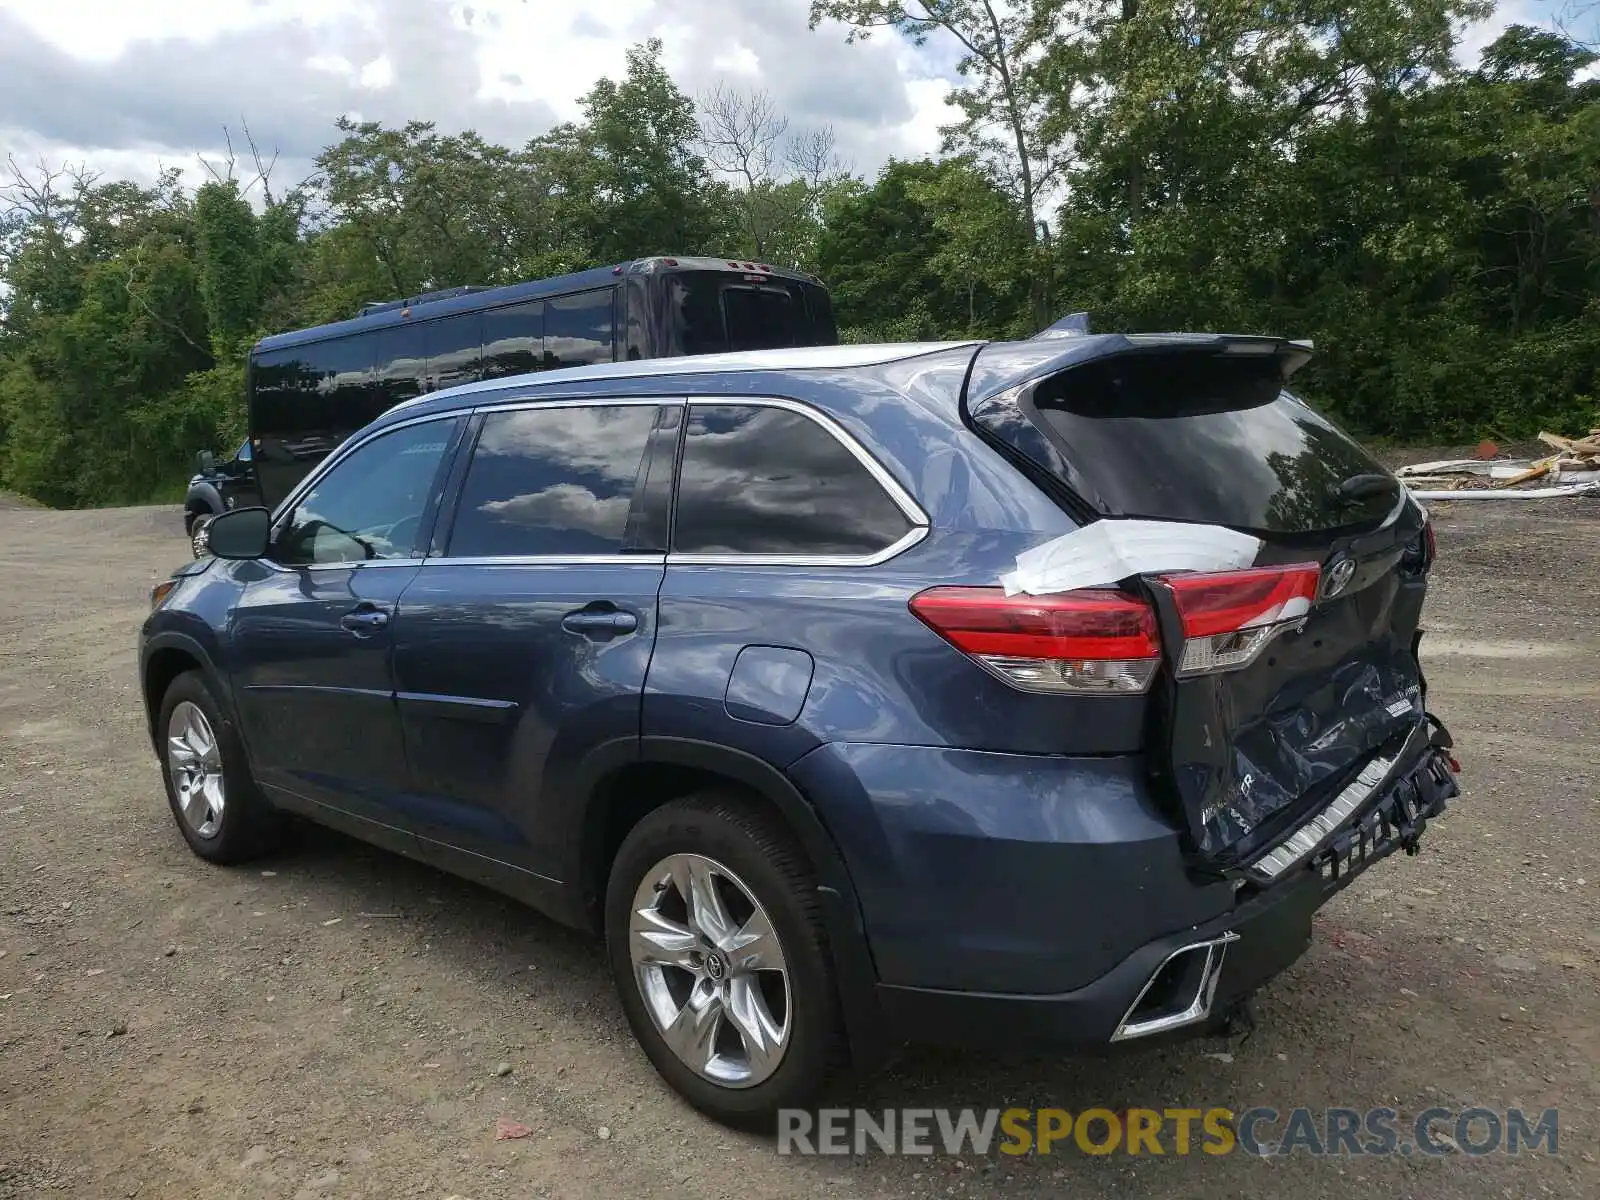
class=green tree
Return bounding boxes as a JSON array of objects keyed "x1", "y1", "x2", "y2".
[
  {"x1": 543, "y1": 39, "x2": 722, "y2": 264},
  {"x1": 809, "y1": 1, "x2": 1059, "y2": 323},
  {"x1": 817, "y1": 157, "x2": 1027, "y2": 338}
]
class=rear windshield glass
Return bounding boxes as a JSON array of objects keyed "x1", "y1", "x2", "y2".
[
  {"x1": 1018, "y1": 353, "x2": 1397, "y2": 534},
  {"x1": 668, "y1": 272, "x2": 835, "y2": 356}
]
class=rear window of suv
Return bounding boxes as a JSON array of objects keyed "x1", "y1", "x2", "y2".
[{"x1": 987, "y1": 352, "x2": 1398, "y2": 534}]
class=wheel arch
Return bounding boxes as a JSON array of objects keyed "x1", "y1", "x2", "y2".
[
  {"x1": 571, "y1": 735, "x2": 891, "y2": 1070},
  {"x1": 185, "y1": 481, "x2": 223, "y2": 516},
  {"x1": 140, "y1": 633, "x2": 228, "y2": 750}
]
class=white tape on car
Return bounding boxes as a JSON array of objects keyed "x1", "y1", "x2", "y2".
[{"x1": 1001, "y1": 519, "x2": 1263, "y2": 596}]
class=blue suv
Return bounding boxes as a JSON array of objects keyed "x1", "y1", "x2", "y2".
[{"x1": 139, "y1": 337, "x2": 1459, "y2": 1128}]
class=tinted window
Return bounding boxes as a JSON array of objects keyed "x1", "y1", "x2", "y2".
[
  {"x1": 724, "y1": 287, "x2": 798, "y2": 352},
  {"x1": 374, "y1": 326, "x2": 424, "y2": 408},
  {"x1": 668, "y1": 273, "x2": 833, "y2": 356},
  {"x1": 274, "y1": 419, "x2": 459, "y2": 566},
  {"x1": 300, "y1": 332, "x2": 388, "y2": 430},
  {"x1": 1014, "y1": 354, "x2": 1398, "y2": 533},
  {"x1": 674, "y1": 404, "x2": 912, "y2": 556},
  {"x1": 448, "y1": 405, "x2": 659, "y2": 557},
  {"x1": 422, "y1": 313, "x2": 483, "y2": 390},
  {"x1": 236, "y1": 440, "x2": 252, "y2": 462},
  {"x1": 545, "y1": 289, "x2": 615, "y2": 369},
  {"x1": 250, "y1": 347, "x2": 306, "y2": 439},
  {"x1": 482, "y1": 301, "x2": 542, "y2": 379}
]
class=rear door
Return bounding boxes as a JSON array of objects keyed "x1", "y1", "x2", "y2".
[
  {"x1": 388, "y1": 398, "x2": 675, "y2": 879},
  {"x1": 967, "y1": 339, "x2": 1434, "y2": 865}
]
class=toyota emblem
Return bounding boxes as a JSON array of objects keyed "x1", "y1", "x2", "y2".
[{"x1": 1322, "y1": 557, "x2": 1356, "y2": 600}]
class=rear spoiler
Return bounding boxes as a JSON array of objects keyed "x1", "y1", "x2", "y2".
[{"x1": 966, "y1": 332, "x2": 1316, "y2": 411}]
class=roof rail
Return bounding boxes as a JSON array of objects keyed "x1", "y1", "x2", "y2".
[{"x1": 357, "y1": 284, "x2": 491, "y2": 317}]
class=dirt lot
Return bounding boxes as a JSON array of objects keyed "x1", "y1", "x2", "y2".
[{"x1": 1, "y1": 494, "x2": 1597, "y2": 1199}]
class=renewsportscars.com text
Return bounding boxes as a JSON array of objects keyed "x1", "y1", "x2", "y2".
[{"x1": 777, "y1": 1106, "x2": 1559, "y2": 1158}]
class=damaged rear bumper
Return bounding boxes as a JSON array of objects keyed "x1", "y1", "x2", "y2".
[{"x1": 875, "y1": 725, "x2": 1459, "y2": 1051}]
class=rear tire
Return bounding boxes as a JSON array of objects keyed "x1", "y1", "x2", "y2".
[
  {"x1": 156, "y1": 670, "x2": 282, "y2": 864},
  {"x1": 605, "y1": 792, "x2": 845, "y2": 1130}
]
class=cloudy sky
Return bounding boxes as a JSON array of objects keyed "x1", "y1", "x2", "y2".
[{"x1": 0, "y1": 0, "x2": 1589, "y2": 192}]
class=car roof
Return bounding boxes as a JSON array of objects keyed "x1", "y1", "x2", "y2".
[
  {"x1": 377, "y1": 341, "x2": 985, "y2": 422},
  {"x1": 252, "y1": 257, "x2": 828, "y2": 353}
]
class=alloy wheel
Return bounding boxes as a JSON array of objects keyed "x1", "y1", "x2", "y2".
[
  {"x1": 628, "y1": 852, "x2": 791, "y2": 1088},
  {"x1": 167, "y1": 700, "x2": 226, "y2": 839}
]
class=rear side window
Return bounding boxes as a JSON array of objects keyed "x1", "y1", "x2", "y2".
[
  {"x1": 991, "y1": 353, "x2": 1397, "y2": 534},
  {"x1": 447, "y1": 404, "x2": 659, "y2": 557},
  {"x1": 673, "y1": 404, "x2": 913, "y2": 557}
]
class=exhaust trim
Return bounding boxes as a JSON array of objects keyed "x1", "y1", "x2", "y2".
[{"x1": 1109, "y1": 931, "x2": 1240, "y2": 1042}]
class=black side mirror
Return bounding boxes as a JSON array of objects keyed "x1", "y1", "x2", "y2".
[
  {"x1": 195, "y1": 450, "x2": 217, "y2": 473},
  {"x1": 205, "y1": 507, "x2": 272, "y2": 560}
]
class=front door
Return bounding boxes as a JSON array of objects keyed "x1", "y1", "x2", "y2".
[
  {"x1": 390, "y1": 400, "x2": 674, "y2": 879},
  {"x1": 230, "y1": 415, "x2": 463, "y2": 834}
]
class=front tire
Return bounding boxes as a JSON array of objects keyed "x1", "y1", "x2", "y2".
[
  {"x1": 189, "y1": 512, "x2": 215, "y2": 558},
  {"x1": 605, "y1": 792, "x2": 845, "y2": 1130},
  {"x1": 156, "y1": 670, "x2": 282, "y2": 863}
]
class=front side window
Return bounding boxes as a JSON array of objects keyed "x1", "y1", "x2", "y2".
[
  {"x1": 673, "y1": 404, "x2": 913, "y2": 557},
  {"x1": 274, "y1": 418, "x2": 459, "y2": 566},
  {"x1": 447, "y1": 404, "x2": 659, "y2": 557}
]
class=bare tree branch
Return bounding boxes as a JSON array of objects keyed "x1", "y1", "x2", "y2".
[{"x1": 698, "y1": 84, "x2": 789, "y2": 193}]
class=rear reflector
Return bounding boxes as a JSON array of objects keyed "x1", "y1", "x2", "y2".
[
  {"x1": 1160, "y1": 564, "x2": 1320, "y2": 675},
  {"x1": 909, "y1": 587, "x2": 1160, "y2": 694}
]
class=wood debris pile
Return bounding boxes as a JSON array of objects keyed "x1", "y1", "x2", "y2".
[{"x1": 1397, "y1": 429, "x2": 1600, "y2": 501}]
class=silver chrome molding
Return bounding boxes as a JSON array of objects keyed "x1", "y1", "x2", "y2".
[
  {"x1": 667, "y1": 524, "x2": 928, "y2": 569},
  {"x1": 1109, "y1": 931, "x2": 1240, "y2": 1042},
  {"x1": 426, "y1": 553, "x2": 668, "y2": 568},
  {"x1": 272, "y1": 393, "x2": 931, "y2": 572}
]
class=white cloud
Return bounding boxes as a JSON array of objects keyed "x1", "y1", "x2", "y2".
[
  {"x1": 0, "y1": 0, "x2": 958, "y2": 192},
  {"x1": 479, "y1": 484, "x2": 631, "y2": 537}
]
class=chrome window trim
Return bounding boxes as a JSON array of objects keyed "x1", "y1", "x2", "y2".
[
  {"x1": 422, "y1": 554, "x2": 668, "y2": 568},
  {"x1": 661, "y1": 395, "x2": 928, "y2": 568},
  {"x1": 263, "y1": 557, "x2": 428, "y2": 575},
  {"x1": 665, "y1": 524, "x2": 929, "y2": 569},
  {"x1": 423, "y1": 393, "x2": 930, "y2": 569},
  {"x1": 670, "y1": 395, "x2": 928, "y2": 526},
  {"x1": 468, "y1": 396, "x2": 668, "y2": 414},
  {"x1": 272, "y1": 393, "x2": 930, "y2": 572}
]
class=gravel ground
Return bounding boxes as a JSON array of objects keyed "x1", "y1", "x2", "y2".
[{"x1": 1, "y1": 495, "x2": 1597, "y2": 1199}]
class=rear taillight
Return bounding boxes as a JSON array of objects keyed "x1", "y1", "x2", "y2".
[
  {"x1": 913, "y1": 563, "x2": 1324, "y2": 694},
  {"x1": 1399, "y1": 518, "x2": 1435, "y2": 574},
  {"x1": 1160, "y1": 564, "x2": 1320, "y2": 675},
  {"x1": 909, "y1": 587, "x2": 1160, "y2": 694}
]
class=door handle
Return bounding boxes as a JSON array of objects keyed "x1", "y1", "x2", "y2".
[
  {"x1": 340, "y1": 605, "x2": 390, "y2": 635},
  {"x1": 561, "y1": 605, "x2": 639, "y2": 638}
]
